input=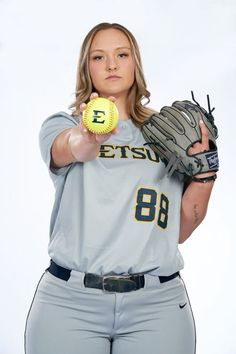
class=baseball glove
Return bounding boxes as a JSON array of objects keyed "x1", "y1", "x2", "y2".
[{"x1": 141, "y1": 92, "x2": 219, "y2": 177}]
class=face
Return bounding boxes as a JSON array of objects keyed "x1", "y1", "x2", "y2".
[{"x1": 88, "y1": 28, "x2": 135, "y2": 99}]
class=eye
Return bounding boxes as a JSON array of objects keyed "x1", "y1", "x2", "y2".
[
  {"x1": 92, "y1": 55, "x2": 104, "y2": 61},
  {"x1": 118, "y1": 53, "x2": 129, "y2": 58}
]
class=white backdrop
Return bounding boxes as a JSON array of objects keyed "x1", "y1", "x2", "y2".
[{"x1": 0, "y1": 0, "x2": 235, "y2": 353}]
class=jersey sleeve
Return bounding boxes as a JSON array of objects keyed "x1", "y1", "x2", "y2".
[{"x1": 39, "y1": 111, "x2": 78, "y2": 180}]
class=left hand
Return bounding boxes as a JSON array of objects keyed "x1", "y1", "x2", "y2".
[
  {"x1": 188, "y1": 120, "x2": 216, "y2": 178},
  {"x1": 188, "y1": 120, "x2": 209, "y2": 155}
]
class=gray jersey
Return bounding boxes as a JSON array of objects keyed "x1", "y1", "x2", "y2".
[{"x1": 39, "y1": 112, "x2": 184, "y2": 276}]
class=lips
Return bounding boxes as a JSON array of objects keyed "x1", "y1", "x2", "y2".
[{"x1": 105, "y1": 75, "x2": 121, "y2": 80}]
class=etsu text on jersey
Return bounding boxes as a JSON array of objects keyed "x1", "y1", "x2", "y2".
[{"x1": 99, "y1": 144, "x2": 160, "y2": 163}]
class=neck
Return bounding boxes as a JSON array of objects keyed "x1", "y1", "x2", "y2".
[{"x1": 112, "y1": 94, "x2": 129, "y2": 121}]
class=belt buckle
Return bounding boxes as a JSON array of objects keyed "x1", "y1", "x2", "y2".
[
  {"x1": 102, "y1": 275, "x2": 117, "y2": 293},
  {"x1": 102, "y1": 275, "x2": 137, "y2": 293}
]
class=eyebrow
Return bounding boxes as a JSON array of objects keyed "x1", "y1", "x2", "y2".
[{"x1": 90, "y1": 46, "x2": 131, "y2": 54}]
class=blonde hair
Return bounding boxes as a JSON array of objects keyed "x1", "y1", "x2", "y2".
[{"x1": 69, "y1": 22, "x2": 155, "y2": 127}]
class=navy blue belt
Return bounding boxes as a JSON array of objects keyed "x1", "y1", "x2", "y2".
[{"x1": 47, "y1": 260, "x2": 180, "y2": 293}]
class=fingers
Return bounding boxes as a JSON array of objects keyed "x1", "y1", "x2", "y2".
[
  {"x1": 199, "y1": 119, "x2": 209, "y2": 150},
  {"x1": 79, "y1": 92, "x2": 116, "y2": 113},
  {"x1": 79, "y1": 92, "x2": 98, "y2": 113},
  {"x1": 188, "y1": 142, "x2": 201, "y2": 156},
  {"x1": 112, "y1": 127, "x2": 119, "y2": 134},
  {"x1": 90, "y1": 92, "x2": 99, "y2": 100},
  {"x1": 188, "y1": 120, "x2": 210, "y2": 155},
  {"x1": 79, "y1": 92, "x2": 99, "y2": 132},
  {"x1": 79, "y1": 102, "x2": 87, "y2": 113},
  {"x1": 108, "y1": 95, "x2": 116, "y2": 103},
  {"x1": 78, "y1": 121, "x2": 89, "y2": 136},
  {"x1": 90, "y1": 93, "x2": 116, "y2": 103}
]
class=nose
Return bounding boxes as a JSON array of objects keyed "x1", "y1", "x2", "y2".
[{"x1": 106, "y1": 56, "x2": 118, "y2": 71}]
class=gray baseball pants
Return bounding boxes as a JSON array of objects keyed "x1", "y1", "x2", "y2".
[{"x1": 25, "y1": 269, "x2": 196, "y2": 354}]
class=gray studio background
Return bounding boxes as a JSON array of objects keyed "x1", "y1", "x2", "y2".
[{"x1": 0, "y1": 0, "x2": 235, "y2": 353}]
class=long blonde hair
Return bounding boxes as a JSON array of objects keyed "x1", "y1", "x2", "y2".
[{"x1": 69, "y1": 23, "x2": 155, "y2": 127}]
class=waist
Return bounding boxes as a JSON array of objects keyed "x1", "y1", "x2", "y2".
[{"x1": 47, "y1": 260, "x2": 180, "y2": 293}]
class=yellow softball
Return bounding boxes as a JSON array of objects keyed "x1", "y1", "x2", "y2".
[{"x1": 82, "y1": 97, "x2": 119, "y2": 134}]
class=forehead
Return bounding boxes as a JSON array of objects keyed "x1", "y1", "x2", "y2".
[{"x1": 90, "y1": 28, "x2": 131, "y2": 51}]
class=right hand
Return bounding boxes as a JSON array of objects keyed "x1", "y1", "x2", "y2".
[{"x1": 78, "y1": 92, "x2": 118, "y2": 145}]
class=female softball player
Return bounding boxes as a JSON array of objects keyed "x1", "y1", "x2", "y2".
[{"x1": 24, "y1": 23, "x2": 217, "y2": 354}]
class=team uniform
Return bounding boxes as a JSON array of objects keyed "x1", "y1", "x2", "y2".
[{"x1": 25, "y1": 112, "x2": 196, "y2": 354}]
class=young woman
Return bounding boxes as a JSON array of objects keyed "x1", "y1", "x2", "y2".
[{"x1": 25, "y1": 22, "x2": 216, "y2": 354}]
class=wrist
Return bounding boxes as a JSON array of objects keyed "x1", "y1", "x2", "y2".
[
  {"x1": 193, "y1": 171, "x2": 217, "y2": 178},
  {"x1": 68, "y1": 129, "x2": 100, "y2": 162},
  {"x1": 191, "y1": 174, "x2": 217, "y2": 183}
]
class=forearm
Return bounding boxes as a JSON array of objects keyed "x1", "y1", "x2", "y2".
[
  {"x1": 179, "y1": 174, "x2": 216, "y2": 243},
  {"x1": 51, "y1": 126, "x2": 101, "y2": 169}
]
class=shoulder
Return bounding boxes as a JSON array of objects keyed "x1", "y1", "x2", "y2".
[
  {"x1": 42, "y1": 111, "x2": 79, "y2": 127},
  {"x1": 39, "y1": 111, "x2": 79, "y2": 139},
  {"x1": 39, "y1": 111, "x2": 79, "y2": 152}
]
